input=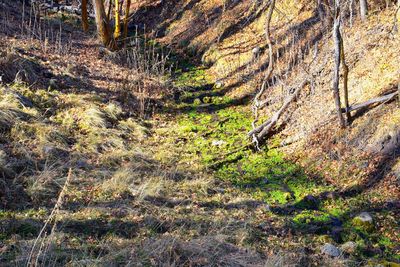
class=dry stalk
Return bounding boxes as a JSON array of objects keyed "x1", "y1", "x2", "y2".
[{"x1": 26, "y1": 168, "x2": 73, "y2": 267}]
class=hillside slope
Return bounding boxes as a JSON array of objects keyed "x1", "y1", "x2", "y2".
[{"x1": 0, "y1": 0, "x2": 399, "y2": 266}]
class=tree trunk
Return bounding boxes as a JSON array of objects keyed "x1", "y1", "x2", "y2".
[
  {"x1": 332, "y1": 0, "x2": 346, "y2": 128},
  {"x1": 251, "y1": 0, "x2": 276, "y2": 147},
  {"x1": 92, "y1": 0, "x2": 113, "y2": 48},
  {"x1": 81, "y1": 0, "x2": 89, "y2": 32},
  {"x1": 107, "y1": 0, "x2": 113, "y2": 22},
  {"x1": 340, "y1": 37, "x2": 350, "y2": 122},
  {"x1": 398, "y1": 77, "x2": 400, "y2": 107},
  {"x1": 123, "y1": 0, "x2": 131, "y2": 40},
  {"x1": 360, "y1": 0, "x2": 368, "y2": 21},
  {"x1": 114, "y1": 0, "x2": 121, "y2": 39}
]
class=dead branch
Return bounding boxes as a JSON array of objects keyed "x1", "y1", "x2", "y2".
[
  {"x1": 249, "y1": 79, "x2": 310, "y2": 141},
  {"x1": 341, "y1": 91, "x2": 398, "y2": 113}
]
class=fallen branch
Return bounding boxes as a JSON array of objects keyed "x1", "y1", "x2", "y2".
[
  {"x1": 341, "y1": 91, "x2": 398, "y2": 113},
  {"x1": 248, "y1": 79, "x2": 310, "y2": 141}
]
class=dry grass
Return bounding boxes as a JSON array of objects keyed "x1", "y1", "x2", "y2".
[{"x1": 129, "y1": 235, "x2": 266, "y2": 266}]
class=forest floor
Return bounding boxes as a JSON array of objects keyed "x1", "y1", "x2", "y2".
[{"x1": 1, "y1": 1, "x2": 400, "y2": 266}]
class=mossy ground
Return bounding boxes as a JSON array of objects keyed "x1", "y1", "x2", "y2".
[{"x1": 149, "y1": 63, "x2": 400, "y2": 264}]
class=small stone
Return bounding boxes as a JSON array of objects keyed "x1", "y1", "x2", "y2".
[
  {"x1": 341, "y1": 241, "x2": 357, "y2": 254},
  {"x1": 252, "y1": 46, "x2": 261, "y2": 56},
  {"x1": 352, "y1": 212, "x2": 374, "y2": 232},
  {"x1": 212, "y1": 140, "x2": 226, "y2": 146},
  {"x1": 321, "y1": 243, "x2": 341, "y2": 257},
  {"x1": 214, "y1": 80, "x2": 224, "y2": 89}
]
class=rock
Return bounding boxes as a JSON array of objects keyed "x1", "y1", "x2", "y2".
[
  {"x1": 340, "y1": 241, "x2": 357, "y2": 254},
  {"x1": 214, "y1": 80, "x2": 224, "y2": 89},
  {"x1": 212, "y1": 140, "x2": 226, "y2": 146},
  {"x1": 252, "y1": 46, "x2": 260, "y2": 54},
  {"x1": 352, "y1": 212, "x2": 374, "y2": 232},
  {"x1": 321, "y1": 243, "x2": 341, "y2": 257},
  {"x1": 252, "y1": 46, "x2": 261, "y2": 59}
]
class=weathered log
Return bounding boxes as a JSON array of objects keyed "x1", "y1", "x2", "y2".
[{"x1": 341, "y1": 91, "x2": 398, "y2": 113}]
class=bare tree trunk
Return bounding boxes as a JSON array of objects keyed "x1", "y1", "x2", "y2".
[
  {"x1": 360, "y1": 0, "x2": 368, "y2": 21},
  {"x1": 92, "y1": 0, "x2": 113, "y2": 48},
  {"x1": 340, "y1": 37, "x2": 350, "y2": 122},
  {"x1": 251, "y1": 0, "x2": 276, "y2": 147},
  {"x1": 398, "y1": 77, "x2": 400, "y2": 107},
  {"x1": 332, "y1": 0, "x2": 346, "y2": 128},
  {"x1": 114, "y1": 0, "x2": 121, "y2": 39},
  {"x1": 81, "y1": 0, "x2": 89, "y2": 32},
  {"x1": 123, "y1": 0, "x2": 131, "y2": 41},
  {"x1": 107, "y1": 0, "x2": 113, "y2": 22}
]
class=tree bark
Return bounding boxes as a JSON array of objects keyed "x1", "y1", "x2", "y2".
[
  {"x1": 81, "y1": 0, "x2": 89, "y2": 32},
  {"x1": 123, "y1": 0, "x2": 131, "y2": 40},
  {"x1": 254, "y1": 0, "x2": 276, "y2": 105},
  {"x1": 92, "y1": 0, "x2": 113, "y2": 48},
  {"x1": 398, "y1": 77, "x2": 400, "y2": 107},
  {"x1": 107, "y1": 0, "x2": 113, "y2": 22},
  {"x1": 340, "y1": 36, "x2": 350, "y2": 122},
  {"x1": 251, "y1": 0, "x2": 276, "y2": 146},
  {"x1": 360, "y1": 0, "x2": 368, "y2": 21},
  {"x1": 332, "y1": 0, "x2": 346, "y2": 128},
  {"x1": 114, "y1": 0, "x2": 121, "y2": 39}
]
